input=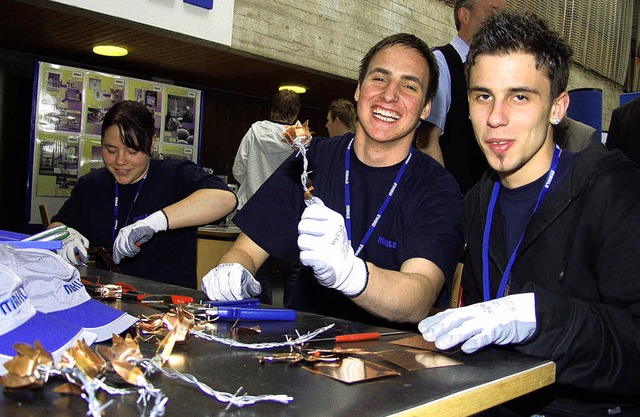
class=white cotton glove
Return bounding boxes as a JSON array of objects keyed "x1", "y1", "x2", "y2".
[
  {"x1": 58, "y1": 227, "x2": 89, "y2": 265},
  {"x1": 297, "y1": 202, "x2": 368, "y2": 297},
  {"x1": 201, "y1": 263, "x2": 262, "y2": 300},
  {"x1": 418, "y1": 293, "x2": 537, "y2": 354},
  {"x1": 113, "y1": 210, "x2": 167, "y2": 264}
]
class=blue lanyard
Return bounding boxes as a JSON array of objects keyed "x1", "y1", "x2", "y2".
[
  {"x1": 344, "y1": 138, "x2": 412, "y2": 256},
  {"x1": 112, "y1": 176, "x2": 146, "y2": 242},
  {"x1": 482, "y1": 145, "x2": 562, "y2": 301}
]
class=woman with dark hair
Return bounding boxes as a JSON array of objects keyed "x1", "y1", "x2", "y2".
[{"x1": 50, "y1": 100, "x2": 236, "y2": 288}]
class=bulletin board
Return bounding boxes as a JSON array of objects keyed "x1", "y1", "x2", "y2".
[{"x1": 27, "y1": 61, "x2": 203, "y2": 225}]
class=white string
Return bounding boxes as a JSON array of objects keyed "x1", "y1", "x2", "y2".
[
  {"x1": 36, "y1": 364, "x2": 167, "y2": 417},
  {"x1": 290, "y1": 139, "x2": 323, "y2": 206},
  {"x1": 292, "y1": 138, "x2": 310, "y2": 192},
  {"x1": 192, "y1": 323, "x2": 334, "y2": 349},
  {"x1": 26, "y1": 324, "x2": 335, "y2": 414},
  {"x1": 37, "y1": 365, "x2": 113, "y2": 417},
  {"x1": 137, "y1": 359, "x2": 293, "y2": 408}
]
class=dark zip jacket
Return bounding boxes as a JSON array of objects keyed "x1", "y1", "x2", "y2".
[{"x1": 462, "y1": 144, "x2": 640, "y2": 416}]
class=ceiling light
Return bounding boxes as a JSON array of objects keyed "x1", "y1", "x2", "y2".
[
  {"x1": 279, "y1": 85, "x2": 307, "y2": 94},
  {"x1": 93, "y1": 45, "x2": 129, "y2": 57}
]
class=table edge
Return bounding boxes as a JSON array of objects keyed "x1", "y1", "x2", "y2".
[{"x1": 386, "y1": 360, "x2": 556, "y2": 417}]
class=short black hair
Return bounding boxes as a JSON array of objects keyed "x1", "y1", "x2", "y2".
[
  {"x1": 466, "y1": 11, "x2": 573, "y2": 100},
  {"x1": 101, "y1": 100, "x2": 155, "y2": 156},
  {"x1": 358, "y1": 33, "x2": 439, "y2": 103}
]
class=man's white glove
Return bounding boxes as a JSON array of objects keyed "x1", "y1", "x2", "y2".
[
  {"x1": 418, "y1": 293, "x2": 537, "y2": 353},
  {"x1": 113, "y1": 210, "x2": 167, "y2": 264},
  {"x1": 201, "y1": 263, "x2": 262, "y2": 300},
  {"x1": 58, "y1": 227, "x2": 89, "y2": 265},
  {"x1": 297, "y1": 203, "x2": 368, "y2": 297}
]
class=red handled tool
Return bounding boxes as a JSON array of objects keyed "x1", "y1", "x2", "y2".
[{"x1": 311, "y1": 331, "x2": 407, "y2": 343}]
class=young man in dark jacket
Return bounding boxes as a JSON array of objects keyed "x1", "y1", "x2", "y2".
[{"x1": 419, "y1": 11, "x2": 640, "y2": 416}]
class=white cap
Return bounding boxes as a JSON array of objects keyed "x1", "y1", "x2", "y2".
[
  {"x1": 0, "y1": 245, "x2": 138, "y2": 342},
  {"x1": 0, "y1": 261, "x2": 97, "y2": 375}
]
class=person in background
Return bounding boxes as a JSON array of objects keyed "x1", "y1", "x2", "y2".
[
  {"x1": 606, "y1": 41, "x2": 640, "y2": 165},
  {"x1": 232, "y1": 89, "x2": 302, "y2": 305},
  {"x1": 233, "y1": 89, "x2": 300, "y2": 209},
  {"x1": 419, "y1": 11, "x2": 640, "y2": 415},
  {"x1": 202, "y1": 33, "x2": 462, "y2": 328},
  {"x1": 325, "y1": 98, "x2": 356, "y2": 137},
  {"x1": 416, "y1": 0, "x2": 506, "y2": 194},
  {"x1": 51, "y1": 100, "x2": 236, "y2": 289}
]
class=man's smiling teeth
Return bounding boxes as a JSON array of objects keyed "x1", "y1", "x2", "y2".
[{"x1": 373, "y1": 108, "x2": 399, "y2": 122}]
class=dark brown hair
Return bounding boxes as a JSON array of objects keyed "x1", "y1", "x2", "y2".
[{"x1": 101, "y1": 100, "x2": 155, "y2": 155}]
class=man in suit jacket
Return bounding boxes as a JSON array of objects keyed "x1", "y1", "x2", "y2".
[
  {"x1": 555, "y1": 116, "x2": 598, "y2": 152},
  {"x1": 416, "y1": 0, "x2": 506, "y2": 193},
  {"x1": 606, "y1": 41, "x2": 640, "y2": 164}
]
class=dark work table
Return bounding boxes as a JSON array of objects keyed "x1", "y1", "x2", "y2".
[{"x1": 0, "y1": 268, "x2": 555, "y2": 417}]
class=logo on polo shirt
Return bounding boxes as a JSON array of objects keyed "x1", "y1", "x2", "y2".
[{"x1": 377, "y1": 236, "x2": 397, "y2": 249}]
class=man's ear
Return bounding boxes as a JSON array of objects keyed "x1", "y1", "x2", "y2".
[
  {"x1": 354, "y1": 83, "x2": 361, "y2": 102},
  {"x1": 458, "y1": 6, "x2": 470, "y2": 27},
  {"x1": 550, "y1": 92, "x2": 570, "y2": 124},
  {"x1": 420, "y1": 99, "x2": 432, "y2": 120}
]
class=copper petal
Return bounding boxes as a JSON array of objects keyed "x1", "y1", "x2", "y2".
[
  {"x1": 55, "y1": 382, "x2": 84, "y2": 395},
  {"x1": 156, "y1": 327, "x2": 178, "y2": 364},
  {"x1": 2, "y1": 355, "x2": 36, "y2": 377},
  {"x1": 95, "y1": 345, "x2": 118, "y2": 362},
  {"x1": 12, "y1": 343, "x2": 37, "y2": 359},
  {"x1": 111, "y1": 360, "x2": 147, "y2": 386},
  {"x1": 69, "y1": 340, "x2": 105, "y2": 378},
  {"x1": 0, "y1": 373, "x2": 38, "y2": 389},
  {"x1": 34, "y1": 341, "x2": 54, "y2": 367}
]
